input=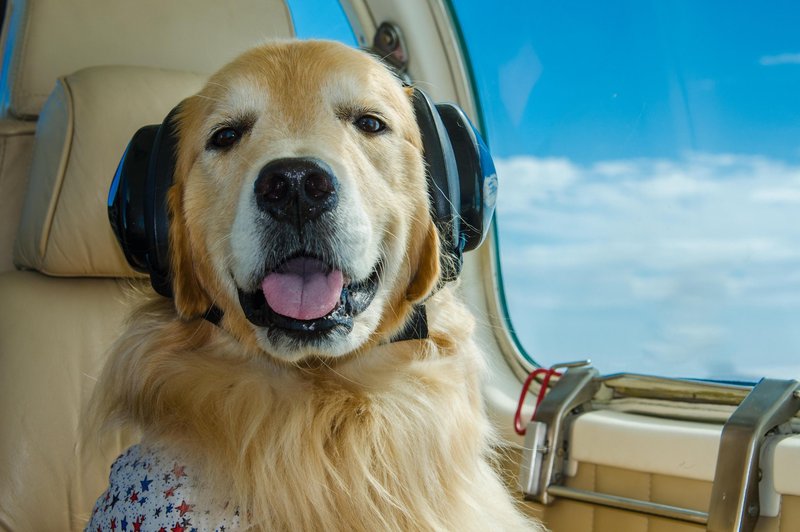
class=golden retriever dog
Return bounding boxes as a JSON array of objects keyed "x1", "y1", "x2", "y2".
[{"x1": 88, "y1": 40, "x2": 542, "y2": 531}]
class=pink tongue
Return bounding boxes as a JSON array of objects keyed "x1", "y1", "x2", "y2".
[{"x1": 261, "y1": 257, "x2": 344, "y2": 321}]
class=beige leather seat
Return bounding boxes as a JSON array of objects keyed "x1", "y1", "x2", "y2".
[{"x1": 0, "y1": 2, "x2": 294, "y2": 529}]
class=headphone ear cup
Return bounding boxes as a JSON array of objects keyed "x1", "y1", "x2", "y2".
[
  {"x1": 108, "y1": 106, "x2": 181, "y2": 297},
  {"x1": 143, "y1": 107, "x2": 182, "y2": 297},
  {"x1": 435, "y1": 103, "x2": 497, "y2": 252},
  {"x1": 412, "y1": 89, "x2": 463, "y2": 281},
  {"x1": 108, "y1": 125, "x2": 161, "y2": 273}
]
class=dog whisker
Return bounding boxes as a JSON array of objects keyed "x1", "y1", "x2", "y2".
[
  {"x1": 191, "y1": 93, "x2": 228, "y2": 105},
  {"x1": 318, "y1": 357, "x2": 375, "y2": 389}
]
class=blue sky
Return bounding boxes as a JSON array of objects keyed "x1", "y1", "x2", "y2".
[
  {"x1": 286, "y1": 0, "x2": 357, "y2": 46},
  {"x1": 451, "y1": 1, "x2": 800, "y2": 379},
  {"x1": 290, "y1": 1, "x2": 800, "y2": 380},
  {"x1": 455, "y1": 1, "x2": 800, "y2": 164}
]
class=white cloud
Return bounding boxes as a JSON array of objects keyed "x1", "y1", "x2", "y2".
[
  {"x1": 758, "y1": 363, "x2": 800, "y2": 379},
  {"x1": 496, "y1": 152, "x2": 800, "y2": 377},
  {"x1": 495, "y1": 156, "x2": 578, "y2": 213},
  {"x1": 496, "y1": 154, "x2": 800, "y2": 259},
  {"x1": 760, "y1": 53, "x2": 800, "y2": 66},
  {"x1": 643, "y1": 323, "x2": 726, "y2": 359},
  {"x1": 592, "y1": 160, "x2": 639, "y2": 177},
  {"x1": 637, "y1": 173, "x2": 720, "y2": 199},
  {"x1": 753, "y1": 187, "x2": 800, "y2": 204}
]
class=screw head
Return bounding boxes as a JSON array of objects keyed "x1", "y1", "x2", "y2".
[{"x1": 378, "y1": 26, "x2": 398, "y2": 50}]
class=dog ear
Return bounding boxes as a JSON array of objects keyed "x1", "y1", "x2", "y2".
[
  {"x1": 404, "y1": 86, "x2": 440, "y2": 302},
  {"x1": 406, "y1": 219, "x2": 441, "y2": 303},
  {"x1": 167, "y1": 102, "x2": 214, "y2": 319},
  {"x1": 167, "y1": 183, "x2": 212, "y2": 318}
]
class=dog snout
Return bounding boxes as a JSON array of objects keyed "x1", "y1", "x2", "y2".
[{"x1": 255, "y1": 158, "x2": 339, "y2": 227}]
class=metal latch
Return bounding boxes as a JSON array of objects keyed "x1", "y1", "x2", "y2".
[
  {"x1": 519, "y1": 373, "x2": 800, "y2": 528},
  {"x1": 518, "y1": 363, "x2": 599, "y2": 503},
  {"x1": 707, "y1": 378, "x2": 800, "y2": 532}
]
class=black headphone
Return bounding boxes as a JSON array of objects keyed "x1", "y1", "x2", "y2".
[{"x1": 108, "y1": 89, "x2": 497, "y2": 298}]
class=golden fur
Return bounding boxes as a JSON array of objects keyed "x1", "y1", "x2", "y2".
[{"x1": 92, "y1": 40, "x2": 542, "y2": 531}]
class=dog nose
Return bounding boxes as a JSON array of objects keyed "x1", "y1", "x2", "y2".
[{"x1": 254, "y1": 158, "x2": 339, "y2": 226}]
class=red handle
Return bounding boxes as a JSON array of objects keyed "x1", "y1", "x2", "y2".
[{"x1": 514, "y1": 367, "x2": 562, "y2": 436}]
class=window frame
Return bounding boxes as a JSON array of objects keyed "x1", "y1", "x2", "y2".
[{"x1": 338, "y1": 0, "x2": 760, "y2": 413}]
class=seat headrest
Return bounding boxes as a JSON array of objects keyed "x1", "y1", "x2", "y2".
[
  {"x1": 14, "y1": 65, "x2": 206, "y2": 277},
  {"x1": 0, "y1": 0, "x2": 294, "y2": 118}
]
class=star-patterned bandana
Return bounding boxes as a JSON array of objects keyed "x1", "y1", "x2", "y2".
[{"x1": 86, "y1": 444, "x2": 240, "y2": 532}]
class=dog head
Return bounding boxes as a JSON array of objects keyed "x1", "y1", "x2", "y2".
[{"x1": 167, "y1": 41, "x2": 441, "y2": 362}]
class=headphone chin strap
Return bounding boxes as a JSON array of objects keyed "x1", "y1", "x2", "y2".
[
  {"x1": 389, "y1": 304, "x2": 428, "y2": 342},
  {"x1": 202, "y1": 305, "x2": 225, "y2": 326},
  {"x1": 200, "y1": 304, "x2": 429, "y2": 343}
]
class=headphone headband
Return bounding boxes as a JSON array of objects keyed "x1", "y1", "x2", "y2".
[
  {"x1": 411, "y1": 90, "x2": 463, "y2": 282},
  {"x1": 109, "y1": 89, "x2": 497, "y2": 297},
  {"x1": 435, "y1": 103, "x2": 497, "y2": 253},
  {"x1": 144, "y1": 107, "x2": 181, "y2": 296}
]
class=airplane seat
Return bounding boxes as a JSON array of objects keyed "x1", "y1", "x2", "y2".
[
  {"x1": 0, "y1": 0, "x2": 295, "y2": 273},
  {"x1": 0, "y1": 2, "x2": 294, "y2": 529}
]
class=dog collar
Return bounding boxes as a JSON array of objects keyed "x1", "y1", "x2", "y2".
[
  {"x1": 389, "y1": 304, "x2": 429, "y2": 342},
  {"x1": 200, "y1": 304, "x2": 429, "y2": 343},
  {"x1": 203, "y1": 305, "x2": 225, "y2": 325}
]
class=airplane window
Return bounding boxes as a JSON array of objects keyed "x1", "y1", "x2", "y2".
[
  {"x1": 286, "y1": 0, "x2": 357, "y2": 45},
  {"x1": 450, "y1": 1, "x2": 800, "y2": 381}
]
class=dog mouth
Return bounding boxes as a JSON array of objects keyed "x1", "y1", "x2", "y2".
[{"x1": 237, "y1": 255, "x2": 381, "y2": 338}]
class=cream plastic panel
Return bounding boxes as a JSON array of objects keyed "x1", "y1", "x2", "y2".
[
  {"x1": 562, "y1": 411, "x2": 800, "y2": 520},
  {"x1": 0, "y1": 0, "x2": 294, "y2": 118},
  {"x1": 343, "y1": 0, "x2": 475, "y2": 113},
  {"x1": 500, "y1": 444, "x2": 800, "y2": 531},
  {"x1": 568, "y1": 411, "x2": 721, "y2": 482},
  {"x1": 13, "y1": 66, "x2": 205, "y2": 277},
  {"x1": 341, "y1": 0, "x2": 529, "y2": 445},
  {"x1": 772, "y1": 436, "x2": 800, "y2": 497}
]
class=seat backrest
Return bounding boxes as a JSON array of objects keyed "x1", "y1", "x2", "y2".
[
  {"x1": 0, "y1": 2, "x2": 294, "y2": 530},
  {"x1": 0, "y1": 0, "x2": 295, "y2": 271},
  {"x1": 0, "y1": 0, "x2": 294, "y2": 120}
]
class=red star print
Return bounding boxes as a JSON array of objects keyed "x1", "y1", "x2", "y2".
[
  {"x1": 176, "y1": 500, "x2": 194, "y2": 517},
  {"x1": 172, "y1": 464, "x2": 187, "y2": 478},
  {"x1": 164, "y1": 486, "x2": 176, "y2": 498},
  {"x1": 133, "y1": 516, "x2": 145, "y2": 532},
  {"x1": 170, "y1": 523, "x2": 185, "y2": 532},
  {"x1": 129, "y1": 490, "x2": 139, "y2": 503},
  {"x1": 110, "y1": 518, "x2": 117, "y2": 530}
]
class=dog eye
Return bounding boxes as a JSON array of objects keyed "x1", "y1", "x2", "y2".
[
  {"x1": 354, "y1": 115, "x2": 386, "y2": 134},
  {"x1": 209, "y1": 127, "x2": 241, "y2": 149}
]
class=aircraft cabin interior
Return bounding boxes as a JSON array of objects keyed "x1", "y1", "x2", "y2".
[{"x1": 1, "y1": 0, "x2": 798, "y2": 531}]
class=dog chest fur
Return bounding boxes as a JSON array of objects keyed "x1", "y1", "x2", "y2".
[
  {"x1": 91, "y1": 293, "x2": 540, "y2": 531},
  {"x1": 89, "y1": 40, "x2": 543, "y2": 531}
]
